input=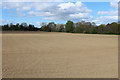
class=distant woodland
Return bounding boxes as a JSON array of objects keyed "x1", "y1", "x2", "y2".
[{"x1": 1, "y1": 21, "x2": 120, "y2": 34}]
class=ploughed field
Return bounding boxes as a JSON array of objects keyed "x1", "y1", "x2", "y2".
[{"x1": 2, "y1": 31, "x2": 118, "y2": 78}]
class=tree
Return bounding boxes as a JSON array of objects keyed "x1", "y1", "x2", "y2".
[
  {"x1": 59, "y1": 24, "x2": 65, "y2": 32},
  {"x1": 40, "y1": 22, "x2": 48, "y2": 31},
  {"x1": 10, "y1": 23, "x2": 14, "y2": 31},
  {"x1": 29, "y1": 24, "x2": 34, "y2": 31},
  {"x1": 65, "y1": 20, "x2": 74, "y2": 33},
  {"x1": 56, "y1": 24, "x2": 65, "y2": 32},
  {"x1": 41, "y1": 25, "x2": 50, "y2": 32},
  {"x1": 92, "y1": 28, "x2": 97, "y2": 34},
  {"x1": 15, "y1": 23, "x2": 19, "y2": 31},
  {"x1": 97, "y1": 24, "x2": 106, "y2": 33},
  {"x1": 1, "y1": 21, "x2": 119, "y2": 35},
  {"x1": 110, "y1": 22, "x2": 118, "y2": 34},
  {"x1": 19, "y1": 24, "x2": 24, "y2": 31},
  {"x1": 74, "y1": 23, "x2": 83, "y2": 33},
  {"x1": 48, "y1": 22, "x2": 55, "y2": 32},
  {"x1": 2, "y1": 24, "x2": 9, "y2": 31},
  {"x1": 21, "y1": 22, "x2": 27, "y2": 27}
]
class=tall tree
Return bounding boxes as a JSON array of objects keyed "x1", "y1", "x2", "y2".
[{"x1": 65, "y1": 20, "x2": 74, "y2": 33}]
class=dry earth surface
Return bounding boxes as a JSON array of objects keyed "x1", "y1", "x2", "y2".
[{"x1": 2, "y1": 31, "x2": 118, "y2": 78}]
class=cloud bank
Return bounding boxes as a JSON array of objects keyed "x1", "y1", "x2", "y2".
[
  {"x1": 2, "y1": 1, "x2": 93, "y2": 22},
  {"x1": 2, "y1": 1, "x2": 119, "y2": 26}
]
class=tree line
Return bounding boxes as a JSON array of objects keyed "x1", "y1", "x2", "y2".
[
  {"x1": 2, "y1": 23, "x2": 39, "y2": 31},
  {"x1": 41, "y1": 21, "x2": 120, "y2": 34},
  {"x1": 1, "y1": 21, "x2": 120, "y2": 34}
]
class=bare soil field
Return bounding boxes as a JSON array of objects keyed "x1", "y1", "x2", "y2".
[{"x1": 2, "y1": 31, "x2": 118, "y2": 78}]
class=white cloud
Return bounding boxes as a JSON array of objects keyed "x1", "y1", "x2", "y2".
[
  {"x1": 2, "y1": 1, "x2": 119, "y2": 25},
  {"x1": 97, "y1": 1, "x2": 118, "y2": 15},
  {"x1": 28, "y1": 11, "x2": 35, "y2": 15},
  {"x1": 98, "y1": 10, "x2": 118, "y2": 16},
  {"x1": 36, "y1": 21, "x2": 41, "y2": 25},
  {"x1": 3, "y1": 0, "x2": 120, "y2": 2},
  {"x1": 92, "y1": 16, "x2": 118, "y2": 25},
  {"x1": 3, "y1": 2, "x2": 33, "y2": 11},
  {"x1": 3, "y1": 2, "x2": 22, "y2": 9},
  {"x1": 98, "y1": 2, "x2": 118, "y2": 15},
  {"x1": 3, "y1": 1, "x2": 92, "y2": 22},
  {"x1": 3, "y1": 0, "x2": 63, "y2": 2},
  {"x1": 69, "y1": 13, "x2": 93, "y2": 20},
  {"x1": 110, "y1": 2, "x2": 118, "y2": 8},
  {"x1": 22, "y1": 6, "x2": 31, "y2": 11},
  {"x1": 96, "y1": 1, "x2": 118, "y2": 25},
  {"x1": 99, "y1": 16, "x2": 118, "y2": 21},
  {"x1": 39, "y1": 2, "x2": 92, "y2": 21},
  {"x1": 0, "y1": 19, "x2": 15, "y2": 25},
  {"x1": 98, "y1": 11, "x2": 108, "y2": 15},
  {"x1": 0, "y1": 1, "x2": 2, "y2": 5},
  {"x1": 1, "y1": 19, "x2": 9, "y2": 24},
  {"x1": 58, "y1": 2, "x2": 75, "y2": 9}
]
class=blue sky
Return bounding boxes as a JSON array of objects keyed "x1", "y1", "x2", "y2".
[{"x1": 1, "y1": 1, "x2": 118, "y2": 27}]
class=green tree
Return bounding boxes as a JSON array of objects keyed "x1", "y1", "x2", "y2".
[
  {"x1": 92, "y1": 28, "x2": 97, "y2": 34},
  {"x1": 65, "y1": 20, "x2": 74, "y2": 33},
  {"x1": 97, "y1": 24, "x2": 106, "y2": 33},
  {"x1": 19, "y1": 24, "x2": 24, "y2": 31},
  {"x1": 41, "y1": 25, "x2": 50, "y2": 32},
  {"x1": 15, "y1": 23, "x2": 19, "y2": 31},
  {"x1": 2, "y1": 24, "x2": 9, "y2": 31}
]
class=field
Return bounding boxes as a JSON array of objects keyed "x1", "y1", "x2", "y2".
[{"x1": 2, "y1": 31, "x2": 118, "y2": 78}]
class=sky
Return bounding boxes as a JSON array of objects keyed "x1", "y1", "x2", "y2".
[{"x1": 1, "y1": 1, "x2": 118, "y2": 27}]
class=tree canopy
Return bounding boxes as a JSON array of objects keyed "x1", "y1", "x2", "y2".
[{"x1": 1, "y1": 21, "x2": 120, "y2": 35}]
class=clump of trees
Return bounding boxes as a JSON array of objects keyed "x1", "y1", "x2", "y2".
[
  {"x1": 41, "y1": 22, "x2": 65, "y2": 32},
  {"x1": 2, "y1": 23, "x2": 40, "y2": 31},
  {"x1": 40, "y1": 20, "x2": 119, "y2": 34},
  {"x1": 1, "y1": 21, "x2": 120, "y2": 35}
]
